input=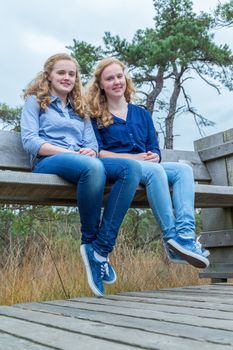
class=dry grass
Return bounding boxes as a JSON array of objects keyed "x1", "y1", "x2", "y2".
[{"x1": 0, "y1": 238, "x2": 209, "y2": 306}]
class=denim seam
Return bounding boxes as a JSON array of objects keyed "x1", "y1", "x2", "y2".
[
  {"x1": 146, "y1": 170, "x2": 174, "y2": 234},
  {"x1": 102, "y1": 165, "x2": 128, "y2": 254}
]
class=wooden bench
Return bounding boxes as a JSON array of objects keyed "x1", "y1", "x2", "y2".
[{"x1": 1, "y1": 129, "x2": 233, "y2": 281}]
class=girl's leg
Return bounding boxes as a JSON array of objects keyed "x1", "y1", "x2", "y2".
[
  {"x1": 161, "y1": 162, "x2": 209, "y2": 268},
  {"x1": 139, "y1": 161, "x2": 176, "y2": 241},
  {"x1": 161, "y1": 162, "x2": 195, "y2": 239},
  {"x1": 92, "y1": 158, "x2": 142, "y2": 258},
  {"x1": 33, "y1": 153, "x2": 106, "y2": 243},
  {"x1": 140, "y1": 161, "x2": 209, "y2": 268}
]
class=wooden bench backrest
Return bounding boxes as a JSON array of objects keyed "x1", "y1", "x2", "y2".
[{"x1": 0, "y1": 130, "x2": 211, "y2": 183}]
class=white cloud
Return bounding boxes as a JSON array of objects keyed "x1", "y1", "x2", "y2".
[
  {"x1": 21, "y1": 31, "x2": 68, "y2": 55},
  {"x1": 0, "y1": 0, "x2": 233, "y2": 149}
]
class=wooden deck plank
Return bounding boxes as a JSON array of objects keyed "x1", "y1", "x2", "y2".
[
  {"x1": 102, "y1": 294, "x2": 233, "y2": 311},
  {"x1": 66, "y1": 296, "x2": 233, "y2": 319},
  {"x1": 0, "y1": 284, "x2": 233, "y2": 349},
  {"x1": 121, "y1": 290, "x2": 233, "y2": 302},
  {"x1": 0, "y1": 333, "x2": 51, "y2": 350},
  {"x1": 9, "y1": 302, "x2": 233, "y2": 345},
  {"x1": 0, "y1": 307, "x2": 231, "y2": 350},
  {"x1": 0, "y1": 315, "x2": 136, "y2": 350},
  {"x1": 16, "y1": 298, "x2": 233, "y2": 331}
]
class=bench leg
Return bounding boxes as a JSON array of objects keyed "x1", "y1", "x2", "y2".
[
  {"x1": 198, "y1": 208, "x2": 233, "y2": 281},
  {"x1": 195, "y1": 128, "x2": 233, "y2": 281},
  {"x1": 211, "y1": 278, "x2": 228, "y2": 284}
]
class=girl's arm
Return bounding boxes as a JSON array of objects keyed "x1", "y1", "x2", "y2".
[{"x1": 99, "y1": 150, "x2": 147, "y2": 160}]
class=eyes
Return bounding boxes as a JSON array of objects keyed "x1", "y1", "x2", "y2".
[
  {"x1": 105, "y1": 74, "x2": 124, "y2": 81},
  {"x1": 55, "y1": 70, "x2": 76, "y2": 78}
]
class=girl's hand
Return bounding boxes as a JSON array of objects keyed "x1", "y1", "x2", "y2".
[
  {"x1": 144, "y1": 151, "x2": 160, "y2": 163},
  {"x1": 79, "y1": 148, "x2": 97, "y2": 157},
  {"x1": 131, "y1": 153, "x2": 148, "y2": 160}
]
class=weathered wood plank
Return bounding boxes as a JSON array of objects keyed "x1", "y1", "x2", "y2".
[
  {"x1": 120, "y1": 291, "x2": 233, "y2": 303},
  {"x1": 0, "y1": 304, "x2": 232, "y2": 348},
  {"x1": 20, "y1": 299, "x2": 233, "y2": 331},
  {"x1": 0, "y1": 170, "x2": 233, "y2": 207},
  {"x1": 0, "y1": 315, "x2": 137, "y2": 350},
  {"x1": 1, "y1": 306, "x2": 230, "y2": 350},
  {"x1": 0, "y1": 284, "x2": 229, "y2": 348},
  {"x1": 103, "y1": 293, "x2": 233, "y2": 311},
  {"x1": 0, "y1": 131, "x2": 211, "y2": 181},
  {"x1": 224, "y1": 129, "x2": 233, "y2": 187},
  {"x1": 0, "y1": 333, "x2": 50, "y2": 350},
  {"x1": 198, "y1": 141, "x2": 233, "y2": 162},
  {"x1": 194, "y1": 129, "x2": 233, "y2": 280},
  {"x1": 66, "y1": 296, "x2": 233, "y2": 320},
  {"x1": 200, "y1": 230, "x2": 233, "y2": 247},
  {"x1": 157, "y1": 287, "x2": 233, "y2": 296},
  {"x1": 0, "y1": 131, "x2": 30, "y2": 170}
]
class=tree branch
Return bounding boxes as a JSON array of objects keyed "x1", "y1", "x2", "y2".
[
  {"x1": 181, "y1": 86, "x2": 215, "y2": 137},
  {"x1": 191, "y1": 64, "x2": 221, "y2": 94}
]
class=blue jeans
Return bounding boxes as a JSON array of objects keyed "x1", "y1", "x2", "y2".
[
  {"x1": 138, "y1": 161, "x2": 195, "y2": 241},
  {"x1": 33, "y1": 153, "x2": 141, "y2": 257},
  {"x1": 94, "y1": 158, "x2": 141, "y2": 256}
]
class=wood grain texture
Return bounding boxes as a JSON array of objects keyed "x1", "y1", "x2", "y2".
[{"x1": 0, "y1": 284, "x2": 233, "y2": 349}]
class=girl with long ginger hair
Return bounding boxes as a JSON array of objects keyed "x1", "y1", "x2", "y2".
[{"x1": 87, "y1": 57, "x2": 210, "y2": 269}]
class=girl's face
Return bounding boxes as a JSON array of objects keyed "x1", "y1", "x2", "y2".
[
  {"x1": 100, "y1": 63, "x2": 126, "y2": 100},
  {"x1": 48, "y1": 59, "x2": 77, "y2": 99}
]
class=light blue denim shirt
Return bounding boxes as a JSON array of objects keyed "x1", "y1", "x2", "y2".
[{"x1": 21, "y1": 95, "x2": 98, "y2": 167}]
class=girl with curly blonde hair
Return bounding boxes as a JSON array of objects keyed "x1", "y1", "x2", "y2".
[
  {"x1": 24, "y1": 53, "x2": 86, "y2": 116},
  {"x1": 21, "y1": 53, "x2": 142, "y2": 297}
]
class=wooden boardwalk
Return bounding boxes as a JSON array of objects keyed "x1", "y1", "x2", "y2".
[{"x1": 0, "y1": 284, "x2": 233, "y2": 349}]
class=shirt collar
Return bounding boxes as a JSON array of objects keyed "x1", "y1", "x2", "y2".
[{"x1": 50, "y1": 95, "x2": 73, "y2": 108}]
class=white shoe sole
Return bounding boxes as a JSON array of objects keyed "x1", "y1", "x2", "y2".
[
  {"x1": 103, "y1": 270, "x2": 117, "y2": 284},
  {"x1": 168, "y1": 256, "x2": 188, "y2": 265},
  {"x1": 167, "y1": 239, "x2": 210, "y2": 269},
  {"x1": 80, "y1": 245, "x2": 104, "y2": 297}
]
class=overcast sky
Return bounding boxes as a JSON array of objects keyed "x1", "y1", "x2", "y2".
[{"x1": 0, "y1": 0, "x2": 232, "y2": 149}]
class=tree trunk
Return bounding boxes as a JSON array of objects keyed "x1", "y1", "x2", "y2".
[
  {"x1": 164, "y1": 66, "x2": 185, "y2": 149},
  {"x1": 146, "y1": 65, "x2": 165, "y2": 115}
]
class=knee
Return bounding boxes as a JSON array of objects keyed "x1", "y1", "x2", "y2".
[
  {"x1": 141, "y1": 163, "x2": 170, "y2": 188},
  {"x1": 118, "y1": 159, "x2": 142, "y2": 183},
  {"x1": 147, "y1": 163, "x2": 167, "y2": 181},
  {"x1": 84, "y1": 157, "x2": 106, "y2": 179},
  {"x1": 178, "y1": 163, "x2": 194, "y2": 178}
]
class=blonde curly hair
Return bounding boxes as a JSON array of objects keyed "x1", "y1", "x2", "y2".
[
  {"x1": 86, "y1": 57, "x2": 135, "y2": 127},
  {"x1": 24, "y1": 53, "x2": 86, "y2": 117}
]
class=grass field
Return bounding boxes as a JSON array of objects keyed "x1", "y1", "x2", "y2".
[{"x1": 0, "y1": 237, "x2": 208, "y2": 305}]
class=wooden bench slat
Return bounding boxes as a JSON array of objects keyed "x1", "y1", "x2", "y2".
[
  {"x1": 0, "y1": 170, "x2": 233, "y2": 208},
  {"x1": 0, "y1": 130, "x2": 211, "y2": 182},
  {"x1": 198, "y1": 141, "x2": 233, "y2": 162}
]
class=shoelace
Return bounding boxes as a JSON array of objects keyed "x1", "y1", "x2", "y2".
[
  {"x1": 100, "y1": 262, "x2": 109, "y2": 279},
  {"x1": 196, "y1": 239, "x2": 206, "y2": 251},
  {"x1": 196, "y1": 239, "x2": 210, "y2": 257}
]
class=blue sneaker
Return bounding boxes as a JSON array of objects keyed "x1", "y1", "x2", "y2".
[
  {"x1": 196, "y1": 236, "x2": 210, "y2": 258},
  {"x1": 167, "y1": 237, "x2": 210, "y2": 268},
  {"x1": 163, "y1": 240, "x2": 188, "y2": 264},
  {"x1": 80, "y1": 244, "x2": 105, "y2": 297},
  {"x1": 102, "y1": 259, "x2": 117, "y2": 284},
  {"x1": 163, "y1": 239, "x2": 209, "y2": 264}
]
